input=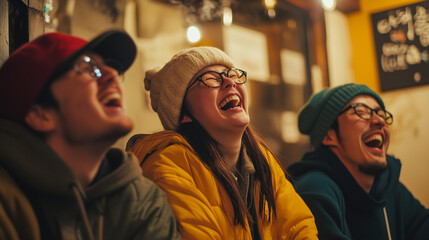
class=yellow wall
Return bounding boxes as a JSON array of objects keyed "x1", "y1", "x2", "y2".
[{"x1": 347, "y1": 0, "x2": 423, "y2": 91}]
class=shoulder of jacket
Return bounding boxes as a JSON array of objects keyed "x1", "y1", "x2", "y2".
[
  {"x1": 130, "y1": 131, "x2": 190, "y2": 150},
  {"x1": 294, "y1": 171, "x2": 344, "y2": 198},
  {"x1": 128, "y1": 130, "x2": 194, "y2": 162},
  {"x1": 0, "y1": 167, "x2": 41, "y2": 239},
  {"x1": 0, "y1": 166, "x2": 19, "y2": 191},
  {"x1": 131, "y1": 174, "x2": 168, "y2": 198}
]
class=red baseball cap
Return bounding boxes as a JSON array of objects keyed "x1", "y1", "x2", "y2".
[{"x1": 0, "y1": 29, "x2": 136, "y2": 123}]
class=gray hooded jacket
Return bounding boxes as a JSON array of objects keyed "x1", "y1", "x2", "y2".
[{"x1": 0, "y1": 118, "x2": 181, "y2": 240}]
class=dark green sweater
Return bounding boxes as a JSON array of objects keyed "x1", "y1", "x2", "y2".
[{"x1": 288, "y1": 147, "x2": 429, "y2": 240}]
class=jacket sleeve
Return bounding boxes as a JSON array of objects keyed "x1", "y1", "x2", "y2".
[
  {"x1": 293, "y1": 171, "x2": 351, "y2": 240},
  {"x1": 266, "y1": 152, "x2": 319, "y2": 239},
  {"x1": 399, "y1": 182, "x2": 429, "y2": 239},
  {"x1": 127, "y1": 177, "x2": 182, "y2": 240},
  {"x1": 139, "y1": 145, "x2": 224, "y2": 240},
  {"x1": 0, "y1": 168, "x2": 40, "y2": 240}
]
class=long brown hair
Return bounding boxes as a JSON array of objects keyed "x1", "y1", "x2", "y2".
[{"x1": 177, "y1": 120, "x2": 277, "y2": 227}]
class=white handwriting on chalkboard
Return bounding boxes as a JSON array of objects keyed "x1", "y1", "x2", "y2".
[
  {"x1": 377, "y1": 7, "x2": 414, "y2": 40},
  {"x1": 376, "y1": 4, "x2": 428, "y2": 73},
  {"x1": 376, "y1": 5, "x2": 429, "y2": 46},
  {"x1": 414, "y1": 6, "x2": 429, "y2": 47},
  {"x1": 381, "y1": 43, "x2": 421, "y2": 72}
]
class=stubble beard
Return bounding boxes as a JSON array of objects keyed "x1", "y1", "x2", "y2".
[
  {"x1": 358, "y1": 161, "x2": 389, "y2": 176},
  {"x1": 336, "y1": 128, "x2": 389, "y2": 176}
]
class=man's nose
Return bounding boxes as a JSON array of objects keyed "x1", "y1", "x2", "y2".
[
  {"x1": 97, "y1": 65, "x2": 122, "y2": 85},
  {"x1": 370, "y1": 111, "x2": 386, "y2": 126}
]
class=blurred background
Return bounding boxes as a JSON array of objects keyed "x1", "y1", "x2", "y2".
[{"x1": 1, "y1": 0, "x2": 428, "y2": 206}]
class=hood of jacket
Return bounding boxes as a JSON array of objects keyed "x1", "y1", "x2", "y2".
[
  {"x1": 0, "y1": 118, "x2": 142, "y2": 200},
  {"x1": 288, "y1": 147, "x2": 401, "y2": 208},
  {"x1": 126, "y1": 130, "x2": 194, "y2": 165}
]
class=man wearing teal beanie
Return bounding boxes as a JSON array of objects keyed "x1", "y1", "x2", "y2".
[{"x1": 288, "y1": 83, "x2": 429, "y2": 239}]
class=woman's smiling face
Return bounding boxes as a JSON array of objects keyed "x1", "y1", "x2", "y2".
[{"x1": 183, "y1": 64, "x2": 249, "y2": 136}]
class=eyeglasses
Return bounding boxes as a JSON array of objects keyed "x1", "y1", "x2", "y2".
[
  {"x1": 186, "y1": 68, "x2": 247, "y2": 91},
  {"x1": 339, "y1": 103, "x2": 393, "y2": 125},
  {"x1": 73, "y1": 55, "x2": 124, "y2": 81}
]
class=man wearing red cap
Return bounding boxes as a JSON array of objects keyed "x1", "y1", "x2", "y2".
[{"x1": 0, "y1": 30, "x2": 180, "y2": 240}]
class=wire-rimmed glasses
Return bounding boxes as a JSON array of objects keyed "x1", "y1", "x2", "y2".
[{"x1": 73, "y1": 55, "x2": 124, "y2": 81}]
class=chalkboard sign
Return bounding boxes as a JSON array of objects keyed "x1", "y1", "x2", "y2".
[{"x1": 371, "y1": 1, "x2": 429, "y2": 92}]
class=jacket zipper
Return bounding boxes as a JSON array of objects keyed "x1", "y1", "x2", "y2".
[{"x1": 382, "y1": 206, "x2": 392, "y2": 240}]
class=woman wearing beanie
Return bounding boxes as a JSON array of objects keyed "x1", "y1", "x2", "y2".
[{"x1": 126, "y1": 47, "x2": 318, "y2": 239}]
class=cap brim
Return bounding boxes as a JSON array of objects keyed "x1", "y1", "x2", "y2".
[{"x1": 50, "y1": 29, "x2": 136, "y2": 81}]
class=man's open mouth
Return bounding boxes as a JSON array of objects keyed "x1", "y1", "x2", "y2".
[
  {"x1": 363, "y1": 133, "x2": 383, "y2": 149},
  {"x1": 219, "y1": 95, "x2": 241, "y2": 111},
  {"x1": 100, "y1": 93, "x2": 121, "y2": 107}
]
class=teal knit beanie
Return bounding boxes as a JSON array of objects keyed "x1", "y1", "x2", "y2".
[{"x1": 298, "y1": 83, "x2": 385, "y2": 149}]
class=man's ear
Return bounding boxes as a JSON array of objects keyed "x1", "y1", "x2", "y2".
[
  {"x1": 180, "y1": 115, "x2": 193, "y2": 124},
  {"x1": 25, "y1": 105, "x2": 56, "y2": 132},
  {"x1": 322, "y1": 128, "x2": 338, "y2": 147}
]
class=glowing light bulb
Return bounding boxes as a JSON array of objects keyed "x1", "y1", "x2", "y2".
[
  {"x1": 264, "y1": 0, "x2": 277, "y2": 8},
  {"x1": 187, "y1": 26, "x2": 201, "y2": 43},
  {"x1": 223, "y1": 7, "x2": 232, "y2": 26},
  {"x1": 321, "y1": 0, "x2": 336, "y2": 11}
]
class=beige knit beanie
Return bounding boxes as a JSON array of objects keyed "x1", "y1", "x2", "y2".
[{"x1": 144, "y1": 46, "x2": 236, "y2": 130}]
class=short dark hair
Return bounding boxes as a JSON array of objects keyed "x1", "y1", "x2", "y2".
[{"x1": 329, "y1": 118, "x2": 341, "y2": 144}]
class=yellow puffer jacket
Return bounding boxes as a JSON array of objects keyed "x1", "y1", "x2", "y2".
[{"x1": 127, "y1": 130, "x2": 318, "y2": 240}]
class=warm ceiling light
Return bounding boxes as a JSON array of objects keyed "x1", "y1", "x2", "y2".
[
  {"x1": 264, "y1": 0, "x2": 277, "y2": 9},
  {"x1": 321, "y1": 0, "x2": 336, "y2": 11},
  {"x1": 264, "y1": 0, "x2": 277, "y2": 18},
  {"x1": 223, "y1": 7, "x2": 232, "y2": 26},
  {"x1": 187, "y1": 26, "x2": 201, "y2": 43},
  {"x1": 267, "y1": 8, "x2": 276, "y2": 18}
]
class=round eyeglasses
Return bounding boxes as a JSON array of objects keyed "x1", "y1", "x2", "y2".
[
  {"x1": 73, "y1": 55, "x2": 124, "y2": 81},
  {"x1": 186, "y1": 68, "x2": 247, "y2": 91},
  {"x1": 339, "y1": 103, "x2": 393, "y2": 125}
]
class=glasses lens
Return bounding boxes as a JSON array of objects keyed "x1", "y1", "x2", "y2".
[
  {"x1": 375, "y1": 109, "x2": 387, "y2": 119},
  {"x1": 75, "y1": 55, "x2": 102, "y2": 79},
  {"x1": 228, "y1": 69, "x2": 246, "y2": 84},
  {"x1": 92, "y1": 68, "x2": 102, "y2": 78},
  {"x1": 354, "y1": 105, "x2": 372, "y2": 120},
  {"x1": 201, "y1": 72, "x2": 222, "y2": 87},
  {"x1": 385, "y1": 111, "x2": 393, "y2": 125}
]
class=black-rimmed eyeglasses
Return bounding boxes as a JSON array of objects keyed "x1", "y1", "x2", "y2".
[
  {"x1": 186, "y1": 68, "x2": 247, "y2": 91},
  {"x1": 73, "y1": 55, "x2": 124, "y2": 81},
  {"x1": 339, "y1": 103, "x2": 393, "y2": 125}
]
